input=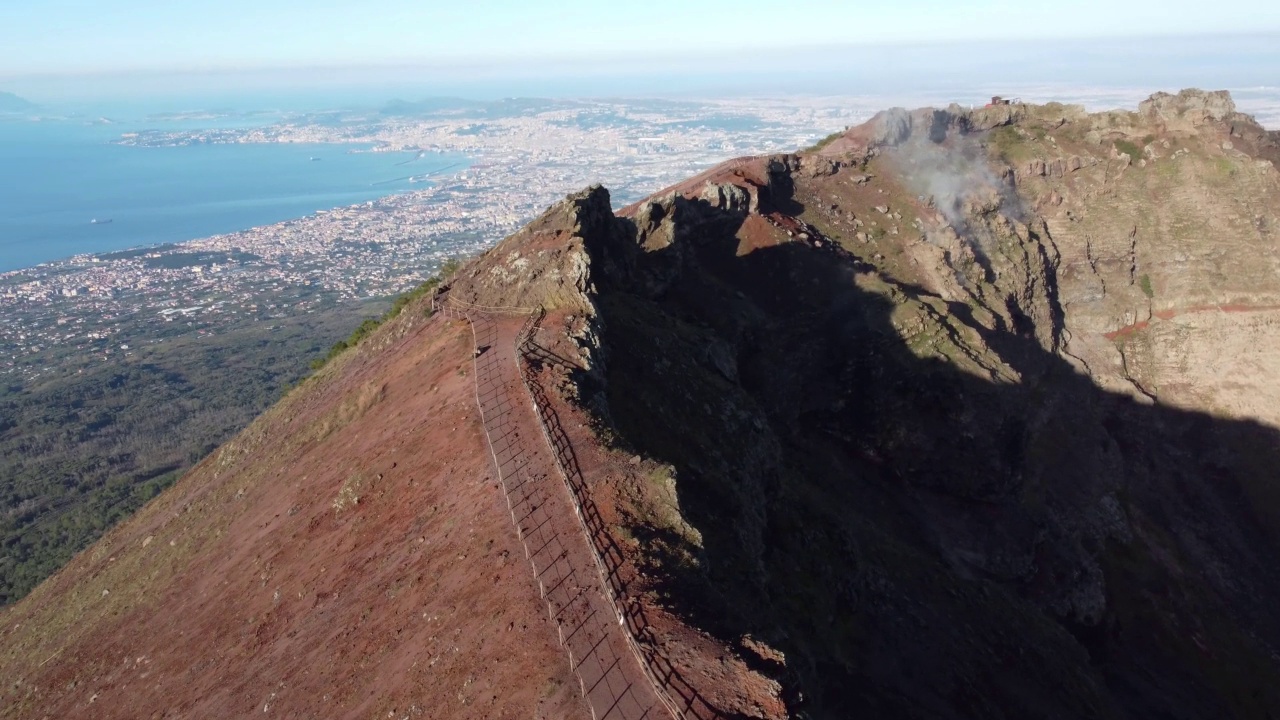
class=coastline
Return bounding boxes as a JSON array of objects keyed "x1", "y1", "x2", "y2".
[
  {"x1": 0, "y1": 123, "x2": 471, "y2": 273},
  {"x1": 0, "y1": 164, "x2": 468, "y2": 279}
]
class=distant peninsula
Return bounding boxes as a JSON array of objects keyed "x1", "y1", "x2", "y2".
[{"x1": 0, "y1": 91, "x2": 36, "y2": 112}]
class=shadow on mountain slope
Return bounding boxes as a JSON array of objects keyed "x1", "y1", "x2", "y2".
[{"x1": 582, "y1": 192, "x2": 1280, "y2": 719}]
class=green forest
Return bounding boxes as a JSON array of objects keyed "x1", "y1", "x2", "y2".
[{"x1": 0, "y1": 301, "x2": 382, "y2": 604}]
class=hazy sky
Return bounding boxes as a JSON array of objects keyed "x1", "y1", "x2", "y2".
[{"x1": 4, "y1": 0, "x2": 1280, "y2": 76}]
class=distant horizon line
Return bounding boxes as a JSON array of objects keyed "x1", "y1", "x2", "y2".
[{"x1": 4, "y1": 29, "x2": 1278, "y2": 83}]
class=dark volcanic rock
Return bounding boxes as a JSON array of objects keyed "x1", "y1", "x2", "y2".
[{"x1": 551, "y1": 90, "x2": 1280, "y2": 720}]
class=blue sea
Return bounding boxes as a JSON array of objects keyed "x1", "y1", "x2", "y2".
[{"x1": 0, "y1": 118, "x2": 467, "y2": 273}]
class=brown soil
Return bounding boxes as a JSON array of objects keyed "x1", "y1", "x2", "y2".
[{"x1": 0, "y1": 309, "x2": 590, "y2": 720}]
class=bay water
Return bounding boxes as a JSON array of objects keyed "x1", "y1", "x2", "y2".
[{"x1": 0, "y1": 118, "x2": 466, "y2": 272}]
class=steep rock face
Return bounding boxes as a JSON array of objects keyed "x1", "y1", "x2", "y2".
[
  {"x1": 1018, "y1": 91, "x2": 1280, "y2": 424},
  {"x1": 549, "y1": 91, "x2": 1280, "y2": 718}
]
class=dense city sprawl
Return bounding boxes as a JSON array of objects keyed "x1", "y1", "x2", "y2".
[{"x1": 1, "y1": 96, "x2": 879, "y2": 382}]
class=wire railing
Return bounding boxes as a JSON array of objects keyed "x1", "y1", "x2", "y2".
[
  {"x1": 435, "y1": 294, "x2": 538, "y2": 316},
  {"x1": 435, "y1": 290, "x2": 727, "y2": 719},
  {"x1": 438, "y1": 293, "x2": 672, "y2": 719},
  {"x1": 517, "y1": 322, "x2": 726, "y2": 720}
]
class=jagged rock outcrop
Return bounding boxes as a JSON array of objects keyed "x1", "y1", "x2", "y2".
[
  {"x1": 446, "y1": 184, "x2": 619, "y2": 314},
  {"x1": 543, "y1": 89, "x2": 1280, "y2": 719},
  {"x1": 865, "y1": 107, "x2": 913, "y2": 147},
  {"x1": 1140, "y1": 88, "x2": 1237, "y2": 126}
]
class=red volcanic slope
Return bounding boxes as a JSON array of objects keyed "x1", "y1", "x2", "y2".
[{"x1": 0, "y1": 311, "x2": 590, "y2": 720}]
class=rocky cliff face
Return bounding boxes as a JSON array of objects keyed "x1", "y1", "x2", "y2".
[
  {"x1": 465, "y1": 89, "x2": 1280, "y2": 718},
  {"x1": 3, "y1": 90, "x2": 1279, "y2": 720}
]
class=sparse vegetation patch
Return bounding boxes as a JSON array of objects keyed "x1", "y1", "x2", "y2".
[
  {"x1": 310, "y1": 258, "x2": 462, "y2": 371},
  {"x1": 1139, "y1": 274, "x2": 1155, "y2": 299},
  {"x1": 807, "y1": 129, "x2": 846, "y2": 152},
  {"x1": 989, "y1": 125, "x2": 1035, "y2": 163},
  {"x1": 1115, "y1": 139, "x2": 1145, "y2": 160}
]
